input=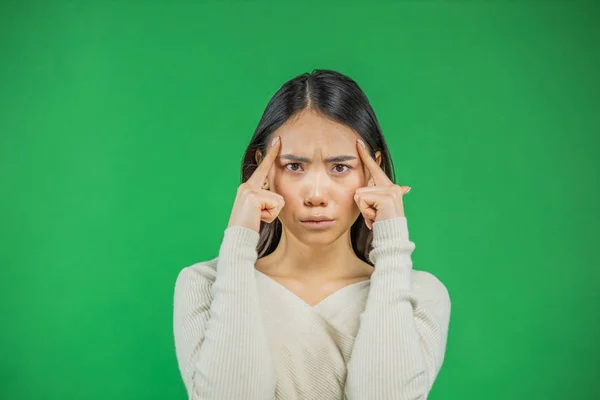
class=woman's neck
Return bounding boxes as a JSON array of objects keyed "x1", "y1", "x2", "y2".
[{"x1": 257, "y1": 227, "x2": 370, "y2": 282}]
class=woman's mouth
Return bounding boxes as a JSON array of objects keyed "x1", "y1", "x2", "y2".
[{"x1": 300, "y1": 219, "x2": 335, "y2": 229}]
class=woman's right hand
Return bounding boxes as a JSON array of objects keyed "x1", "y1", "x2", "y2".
[{"x1": 227, "y1": 136, "x2": 285, "y2": 233}]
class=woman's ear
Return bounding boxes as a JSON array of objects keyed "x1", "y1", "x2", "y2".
[
  {"x1": 255, "y1": 149, "x2": 263, "y2": 165},
  {"x1": 255, "y1": 149, "x2": 270, "y2": 190},
  {"x1": 375, "y1": 151, "x2": 382, "y2": 167},
  {"x1": 367, "y1": 152, "x2": 383, "y2": 187}
]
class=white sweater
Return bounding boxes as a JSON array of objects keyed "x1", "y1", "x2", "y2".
[{"x1": 173, "y1": 217, "x2": 451, "y2": 399}]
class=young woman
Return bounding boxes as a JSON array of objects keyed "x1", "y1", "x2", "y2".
[{"x1": 173, "y1": 69, "x2": 451, "y2": 400}]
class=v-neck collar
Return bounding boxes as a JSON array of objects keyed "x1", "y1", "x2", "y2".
[{"x1": 254, "y1": 269, "x2": 371, "y2": 310}]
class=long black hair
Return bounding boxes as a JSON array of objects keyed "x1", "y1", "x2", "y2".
[{"x1": 240, "y1": 69, "x2": 396, "y2": 265}]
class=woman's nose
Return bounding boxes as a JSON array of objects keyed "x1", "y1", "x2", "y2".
[{"x1": 303, "y1": 174, "x2": 329, "y2": 207}]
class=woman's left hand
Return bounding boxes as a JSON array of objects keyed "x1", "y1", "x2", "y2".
[{"x1": 354, "y1": 139, "x2": 412, "y2": 230}]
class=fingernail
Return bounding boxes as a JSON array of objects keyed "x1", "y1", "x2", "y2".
[
  {"x1": 357, "y1": 138, "x2": 366, "y2": 149},
  {"x1": 405, "y1": 187, "x2": 412, "y2": 194},
  {"x1": 271, "y1": 136, "x2": 280, "y2": 147}
]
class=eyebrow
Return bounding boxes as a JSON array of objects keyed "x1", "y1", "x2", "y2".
[{"x1": 280, "y1": 153, "x2": 357, "y2": 163}]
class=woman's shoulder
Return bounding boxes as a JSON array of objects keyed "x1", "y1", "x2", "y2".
[
  {"x1": 174, "y1": 257, "x2": 220, "y2": 289},
  {"x1": 411, "y1": 269, "x2": 451, "y2": 306}
]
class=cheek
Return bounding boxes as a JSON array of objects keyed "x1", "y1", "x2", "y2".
[
  {"x1": 334, "y1": 186, "x2": 361, "y2": 206},
  {"x1": 273, "y1": 173, "x2": 363, "y2": 202},
  {"x1": 271, "y1": 181, "x2": 294, "y2": 202}
]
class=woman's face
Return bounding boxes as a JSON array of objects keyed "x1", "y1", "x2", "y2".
[{"x1": 258, "y1": 109, "x2": 382, "y2": 244}]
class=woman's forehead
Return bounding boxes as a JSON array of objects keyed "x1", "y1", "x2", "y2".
[
  {"x1": 275, "y1": 110, "x2": 359, "y2": 144},
  {"x1": 279, "y1": 133, "x2": 360, "y2": 162},
  {"x1": 277, "y1": 125, "x2": 359, "y2": 151}
]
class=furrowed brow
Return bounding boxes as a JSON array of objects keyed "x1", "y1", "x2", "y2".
[{"x1": 280, "y1": 154, "x2": 357, "y2": 163}]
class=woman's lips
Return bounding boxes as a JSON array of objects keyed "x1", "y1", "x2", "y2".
[{"x1": 300, "y1": 219, "x2": 335, "y2": 228}]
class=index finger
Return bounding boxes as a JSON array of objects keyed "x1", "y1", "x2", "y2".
[
  {"x1": 356, "y1": 139, "x2": 392, "y2": 186},
  {"x1": 247, "y1": 136, "x2": 281, "y2": 187}
]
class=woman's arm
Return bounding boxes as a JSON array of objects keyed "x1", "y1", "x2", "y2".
[
  {"x1": 173, "y1": 226, "x2": 276, "y2": 399},
  {"x1": 345, "y1": 216, "x2": 451, "y2": 400}
]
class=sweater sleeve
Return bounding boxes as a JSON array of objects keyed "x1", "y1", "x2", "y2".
[
  {"x1": 345, "y1": 216, "x2": 451, "y2": 400},
  {"x1": 173, "y1": 225, "x2": 277, "y2": 399}
]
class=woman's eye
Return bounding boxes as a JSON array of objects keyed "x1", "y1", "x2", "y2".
[
  {"x1": 333, "y1": 164, "x2": 350, "y2": 173},
  {"x1": 284, "y1": 163, "x2": 352, "y2": 174},
  {"x1": 285, "y1": 163, "x2": 303, "y2": 172}
]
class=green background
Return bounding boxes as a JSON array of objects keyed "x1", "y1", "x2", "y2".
[{"x1": 1, "y1": 1, "x2": 598, "y2": 399}]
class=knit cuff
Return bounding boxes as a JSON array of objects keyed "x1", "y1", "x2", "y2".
[
  {"x1": 368, "y1": 217, "x2": 416, "y2": 288},
  {"x1": 216, "y1": 225, "x2": 260, "y2": 281},
  {"x1": 371, "y1": 216, "x2": 411, "y2": 247}
]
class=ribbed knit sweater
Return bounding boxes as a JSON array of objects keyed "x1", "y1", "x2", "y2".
[{"x1": 173, "y1": 216, "x2": 451, "y2": 399}]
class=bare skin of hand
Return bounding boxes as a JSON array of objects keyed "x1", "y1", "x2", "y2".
[
  {"x1": 354, "y1": 138, "x2": 411, "y2": 230},
  {"x1": 227, "y1": 136, "x2": 285, "y2": 233}
]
